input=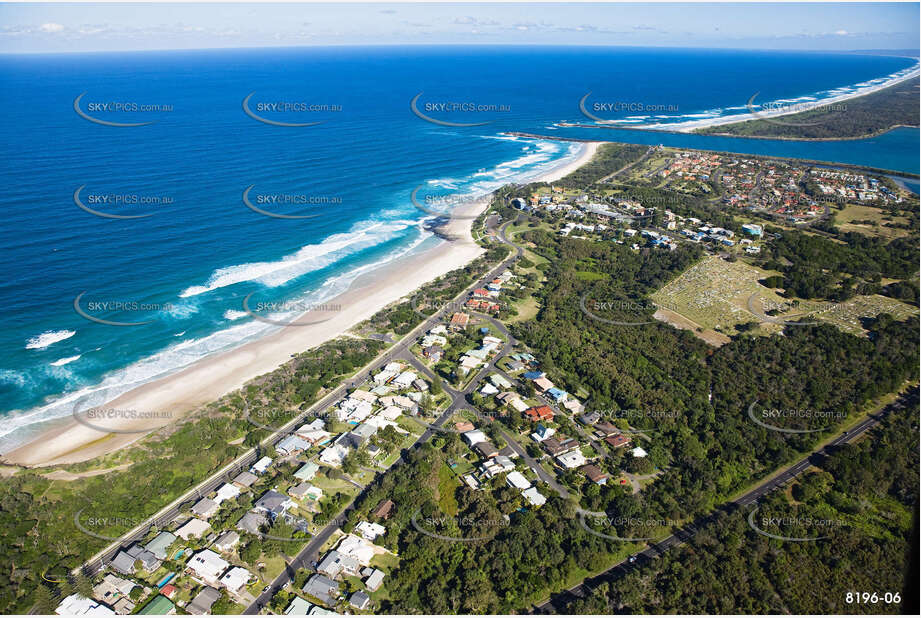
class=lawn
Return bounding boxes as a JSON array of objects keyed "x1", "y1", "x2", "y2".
[
  {"x1": 436, "y1": 463, "x2": 460, "y2": 516},
  {"x1": 833, "y1": 203, "x2": 913, "y2": 239}
]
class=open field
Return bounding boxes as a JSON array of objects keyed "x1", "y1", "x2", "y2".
[
  {"x1": 650, "y1": 256, "x2": 786, "y2": 336},
  {"x1": 833, "y1": 203, "x2": 914, "y2": 239},
  {"x1": 814, "y1": 294, "x2": 919, "y2": 336}
]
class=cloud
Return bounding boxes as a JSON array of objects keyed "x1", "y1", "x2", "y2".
[
  {"x1": 39, "y1": 23, "x2": 65, "y2": 33},
  {"x1": 453, "y1": 16, "x2": 499, "y2": 27},
  {"x1": 834, "y1": 29, "x2": 849, "y2": 35}
]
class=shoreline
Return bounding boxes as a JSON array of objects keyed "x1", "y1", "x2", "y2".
[
  {"x1": 572, "y1": 64, "x2": 921, "y2": 134},
  {"x1": 3, "y1": 140, "x2": 599, "y2": 468}
]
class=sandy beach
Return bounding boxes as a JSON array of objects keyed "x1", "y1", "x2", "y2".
[
  {"x1": 4, "y1": 140, "x2": 599, "y2": 468},
  {"x1": 629, "y1": 65, "x2": 921, "y2": 133}
]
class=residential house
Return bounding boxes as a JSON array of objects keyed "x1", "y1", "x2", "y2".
[
  {"x1": 144, "y1": 532, "x2": 176, "y2": 561},
  {"x1": 109, "y1": 551, "x2": 137, "y2": 576},
  {"x1": 556, "y1": 451, "x2": 588, "y2": 469},
  {"x1": 285, "y1": 597, "x2": 313, "y2": 615},
  {"x1": 474, "y1": 442, "x2": 498, "y2": 459},
  {"x1": 355, "y1": 521, "x2": 386, "y2": 541},
  {"x1": 187, "y1": 587, "x2": 220, "y2": 615},
  {"x1": 250, "y1": 456, "x2": 273, "y2": 475},
  {"x1": 582, "y1": 464, "x2": 609, "y2": 485},
  {"x1": 462, "y1": 429, "x2": 487, "y2": 446},
  {"x1": 594, "y1": 421, "x2": 621, "y2": 437},
  {"x1": 562, "y1": 399, "x2": 584, "y2": 414},
  {"x1": 532, "y1": 377, "x2": 555, "y2": 392},
  {"x1": 124, "y1": 544, "x2": 160, "y2": 572},
  {"x1": 254, "y1": 489, "x2": 294, "y2": 518},
  {"x1": 530, "y1": 423, "x2": 555, "y2": 443},
  {"x1": 288, "y1": 482, "x2": 312, "y2": 500},
  {"x1": 276, "y1": 434, "x2": 312, "y2": 456},
  {"x1": 136, "y1": 595, "x2": 175, "y2": 616},
  {"x1": 422, "y1": 345, "x2": 443, "y2": 362},
  {"x1": 176, "y1": 518, "x2": 211, "y2": 541},
  {"x1": 233, "y1": 471, "x2": 258, "y2": 488},
  {"x1": 214, "y1": 483, "x2": 241, "y2": 505},
  {"x1": 350, "y1": 591, "x2": 371, "y2": 610},
  {"x1": 336, "y1": 534, "x2": 375, "y2": 565},
  {"x1": 505, "y1": 470, "x2": 531, "y2": 490},
  {"x1": 524, "y1": 406, "x2": 554, "y2": 422},
  {"x1": 522, "y1": 487, "x2": 547, "y2": 506},
  {"x1": 364, "y1": 569, "x2": 385, "y2": 592},
  {"x1": 187, "y1": 549, "x2": 229, "y2": 585},
  {"x1": 213, "y1": 530, "x2": 240, "y2": 553},
  {"x1": 192, "y1": 498, "x2": 219, "y2": 519},
  {"x1": 372, "y1": 499, "x2": 394, "y2": 520},
  {"x1": 605, "y1": 434, "x2": 632, "y2": 449},
  {"x1": 449, "y1": 312, "x2": 470, "y2": 330},
  {"x1": 317, "y1": 550, "x2": 360, "y2": 579},
  {"x1": 219, "y1": 566, "x2": 251, "y2": 593},
  {"x1": 236, "y1": 511, "x2": 268, "y2": 535},
  {"x1": 542, "y1": 436, "x2": 578, "y2": 457},
  {"x1": 56, "y1": 594, "x2": 115, "y2": 616},
  {"x1": 302, "y1": 575, "x2": 339, "y2": 607},
  {"x1": 93, "y1": 574, "x2": 136, "y2": 609},
  {"x1": 294, "y1": 462, "x2": 320, "y2": 482}
]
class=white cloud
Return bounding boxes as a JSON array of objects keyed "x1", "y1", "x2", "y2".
[
  {"x1": 834, "y1": 29, "x2": 849, "y2": 35},
  {"x1": 39, "y1": 23, "x2": 65, "y2": 34}
]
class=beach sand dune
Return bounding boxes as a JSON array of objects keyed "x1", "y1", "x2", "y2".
[{"x1": 5, "y1": 141, "x2": 601, "y2": 467}]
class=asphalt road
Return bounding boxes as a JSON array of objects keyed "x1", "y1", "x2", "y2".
[
  {"x1": 531, "y1": 387, "x2": 916, "y2": 614},
  {"x1": 243, "y1": 215, "x2": 525, "y2": 613}
]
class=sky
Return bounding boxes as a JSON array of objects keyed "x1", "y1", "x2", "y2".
[{"x1": 0, "y1": 2, "x2": 918, "y2": 54}]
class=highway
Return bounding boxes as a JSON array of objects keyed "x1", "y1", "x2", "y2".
[{"x1": 531, "y1": 387, "x2": 917, "y2": 614}]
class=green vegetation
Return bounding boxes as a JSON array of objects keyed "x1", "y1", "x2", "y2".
[
  {"x1": 695, "y1": 77, "x2": 920, "y2": 140},
  {"x1": 556, "y1": 142, "x2": 649, "y2": 187},
  {"x1": 564, "y1": 400, "x2": 918, "y2": 614},
  {"x1": 0, "y1": 337, "x2": 383, "y2": 614}
]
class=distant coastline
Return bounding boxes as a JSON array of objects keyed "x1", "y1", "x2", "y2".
[{"x1": 568, "y1": 63, "x2": 920, "y2": 138}]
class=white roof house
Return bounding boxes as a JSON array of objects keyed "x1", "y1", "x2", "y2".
[
  {"x1": 214, "y1": 482, "x2": 241, "y2": 505},
  {"x1": 219, "y1": 566, "x2": 252, "y2": 593},
  {"x1": 336, "y1": 534, "x2": 375, "y2": 566},
  {"x1": 355, "y1": 521, "x2": 386, "y2": 541},
  {"x1": 393, "y1": 371, "x2": 417, "y2": 387},
  {"x1": 505, "y1": 470, "x2": 531, "y2": 490},
  {"x1": 319, "y1": 439, "x2": 350, "y2": 467},
  {"x1": 631, "y1": 446, "x2": 648, "y2": 458},
  {"x1": 556, "y1": 451, "x2": 588, "y2": 469},
  {"x1": 187, "y1": 549, "x2": 230, "y2": 584},
  {"x1": 56, "y1": 594, "x2": 116, "y2": 616},
  {"x1": 522, "y1": 487, "x2": 547, "y2": 506},
  {"x1": 176, "y1": 518, "x2": 211, "y2": 540},
  {"x1": 250, "y1": 456, "x2": 273, "y2": 474},
  {"x1": 462, "y1": 430, "x2": 488, "y2": 446}
]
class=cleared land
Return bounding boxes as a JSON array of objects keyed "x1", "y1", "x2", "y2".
[
  {"x1": 652, "y1": 256, "x2": 919, "y2": 340},
  {"x1": 650, "y1": 256, "x2": 786, "y2": 337}
]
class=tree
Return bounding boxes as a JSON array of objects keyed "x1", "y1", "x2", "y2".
[
  {"x1": 31, "y1": 585, "x2": 56, "y2": 614},
  {"x1": 73, "y1": 572, "x2": 94, "y2": 599},
  {"x1": 430, "y1": 375, "x2": 443, "y2": 396}
]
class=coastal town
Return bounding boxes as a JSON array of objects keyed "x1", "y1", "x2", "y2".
[{"x1": 40, "y1": 135, "x2": 919, "y2": 616}]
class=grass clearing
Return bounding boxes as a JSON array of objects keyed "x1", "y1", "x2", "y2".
[{"x1": 650, "y1": 256, "x2": 786, "y2": 336}]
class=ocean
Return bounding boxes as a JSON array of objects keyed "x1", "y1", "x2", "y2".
[{"x1": 0, "y1": 45, "x2": 917, "y2": 451}]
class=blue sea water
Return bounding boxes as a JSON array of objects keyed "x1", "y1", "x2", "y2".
[{"x1": 0, "y1": 45, "x2": 917, "y2": 450}]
